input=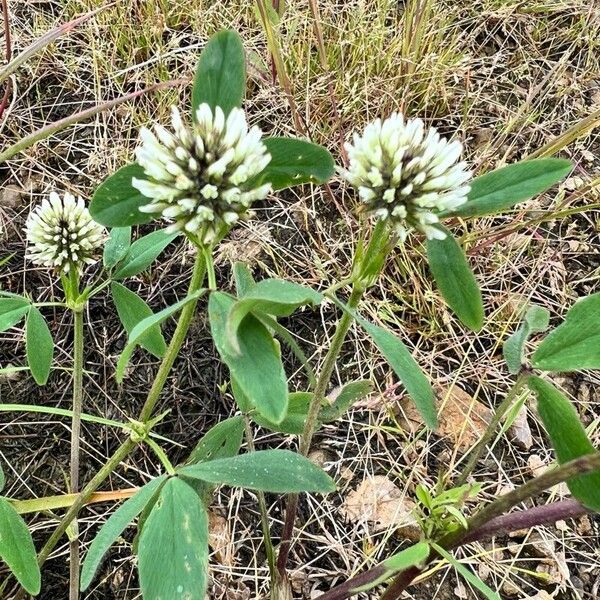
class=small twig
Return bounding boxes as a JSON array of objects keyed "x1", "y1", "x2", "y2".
[
  {"x1": 461, "y1": 498, "x2": 589, "y2": 544},
  {"x1": 11, "y1": 488, "x2": 139, "y2": 515},
  {"x1": 0, "y1": 0, "x2": 13, "y2": 121},
  {"x1": 0, "y1": 3, "x2": 114, "y2": 85}
]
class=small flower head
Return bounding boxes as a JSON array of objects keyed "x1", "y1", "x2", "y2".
[
  {"x1": 132, "y1": 104, "x2": 272, "y2": 245},
  {"x1": 25, "y1": 192, "x2": 105, "y2": 274},
  {"x1": 341, "y1": 113, "x2": 472, "y2": 241}
]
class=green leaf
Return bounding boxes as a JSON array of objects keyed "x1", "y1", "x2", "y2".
[
  {"x1": 426, "y1": 227, "x2": 484, "y2": 331},
  {"x1": 138, "y1": 478, "x2": 209, "y2": 600},
  {"x1": 178, "y1": 449, "x2": 336, "y2": 493},
  {"x1": 251, "y1": 392, "x2": 313, "y2": 434},
  {"x1": 320, "y1": 380, "x2": 373, "y2": 422},
  {"x1": 90, "y1": 164, "x2": 153, "y2": 228},
  {"x1": 251, "y1": 137, "x2": 335, "y2": 190},
  {"x1": 532, "y1": 293, "x2": 600, "y2": 372},
  {"x1": 0, "y1": 498, "x2": 40, "y2": 595},
  {"x1": 111, "y1": 283, "x2": 167, "y2": 358},
  {"x1": 103, "y1": 227, "x2": 132, "y2": 269},
  {"x1": 192, "y1": 30, "x2": 245, "y2": 117},
  {"x1": 333, "y1": 299, "x2": 436, "y2": 429},
  {"x1": 433, "y1": 544, "x2": 500, "y2": 600},
  {"x1": 527, "y1": 376, "x2": 600, "y2": 510},
  {"x1": 0, "y1": 297, "x2": 30, "y2": 332},
  {"x1": 503, "y1": 305, "x2": 550, "y2": 374},
  {"x1": 116, "y1": 289, "x2": 206, "y2": 383},
  {"x1": 0, "y1": 463, "x2": 4, "y2": 493},
  {"x1": 227, "y1": 278, "x2": 322, "y2": 344},
  {"x1": 434, "y1": 544, "x2": 498, "y2": 597},
  {"x1": 209, "y1": 291, "x2": 288, "y2": 423},
  {"x1": 252, "y1": 1, "x2": 282, "y2": 26},
  {"x1": 232, "y1": 262, "x2": 256, "y2": 297},
  {"x1": 113, "y1": 229, "x2": 179, "y2": 280},
  {"x1": 25, "y1": 307, "x2": 53, "y2": 386},
  {"x1": 443, "y1": 159, "x2": 572, "y2": 218},
  {"x1": 361, "y1": 318, "x2": 436, "y2": 429},
  {"x1": 186, "y1": 416, "x2": 245, "y2": 465},
  {"x1": 80, "y1": 476, "x2": 167, "y2": 591},
  {"x1": 351, "y1": 542, "x2": 430, "y2": 593},
  {"x1": 184, "y1": 416, "x2": 245, "y2": 503}
]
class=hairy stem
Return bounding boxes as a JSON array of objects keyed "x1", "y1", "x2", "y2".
[
  {"x1": 68, "y1": 308, "x2": 84, "y2": 600},
  {"x1": 26, "y1": 253, "x2": 207, "y2": 591},
  {"x1": 36, "y1": 439, "x2": 136, "y2": 569},
  {"x1": 455, "y1": 371, "x2": 529, "y2": 486},
  {"x1": 277, "y1": 286, "x2": 363, "y2": 576}
]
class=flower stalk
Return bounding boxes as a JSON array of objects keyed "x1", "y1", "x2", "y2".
[{"x1": 68, "y1": 305, "x2": 84, "y2": 600}]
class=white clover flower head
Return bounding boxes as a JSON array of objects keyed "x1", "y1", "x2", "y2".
[
  {"x1": 132, "y1": 104, "x2": 272, "y2": 244},
  {"x1": 341, "y1": 113, "x2": 472, "y2": 241},
  {"x1": 25, "y1": 192, "x2": 106, "y2": 274}
]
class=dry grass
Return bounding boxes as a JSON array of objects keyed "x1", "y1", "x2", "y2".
[{"x1": 1, "y1": 0, "x2": 599, "y2": 598}]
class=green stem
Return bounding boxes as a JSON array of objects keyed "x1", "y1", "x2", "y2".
[
  {"x1": 29, "y1": 252, "x2": 207, "y2": 586},
  {"x1": 68, "y1": 307, "x2": 84, "y2": 600},
  {"x1": 202, "y1": 245, "x2": 217, "y2": 290},
  {"x1": 455, "y1": 371, "x2": 529, "y2": 487},
  {"x1": 138, "y1": 254, "x2": 206, "y2": 423},
  {"x1": 300, "y1": 285, "x2": 363, "y2": 456},
  {"x1": 276, "y1": 221, "x2": 389, "y2": 579},
  {"x1": 81, "y1": 278, "x2": 111, "y2": 301},
  {"x1": 243, "y1": 416, "x2": 277, "y2": 582}
]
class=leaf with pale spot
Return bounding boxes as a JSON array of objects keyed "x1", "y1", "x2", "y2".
[{"x1": 138, "y1": 477, "x2": 209, "y2": 600}]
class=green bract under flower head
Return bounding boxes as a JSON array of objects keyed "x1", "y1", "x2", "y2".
[
  {"x1": 132, "y1": 104, "x2": 272, "y2": 244},
  {"x1": 341, "y1": 113, "x2": 472, "y2": 241},
  {"x1": 25, "y1": 192, "x2": 105, "y2": 274}
]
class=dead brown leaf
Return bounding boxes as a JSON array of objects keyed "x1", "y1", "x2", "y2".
[
  {"x1": 208, "y1": 511, "x2": 235, "y2": 567},
  {"x1": 398, "y1": 384, "x2": 492, "y2": 450},
  {"x1": 340, "y1": 475, "x2": 419, "y2": 535}
]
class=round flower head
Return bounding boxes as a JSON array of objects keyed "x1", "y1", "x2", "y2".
[
  {"x1": 341, "y1": 113, "x2": 472, "y2": 241},
  {"x1": 132, "y1": 104, "x2": 272, "y2": 244},
  {"x1": 25, "y1": 192, "x2": 105, "y2": 274}
]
